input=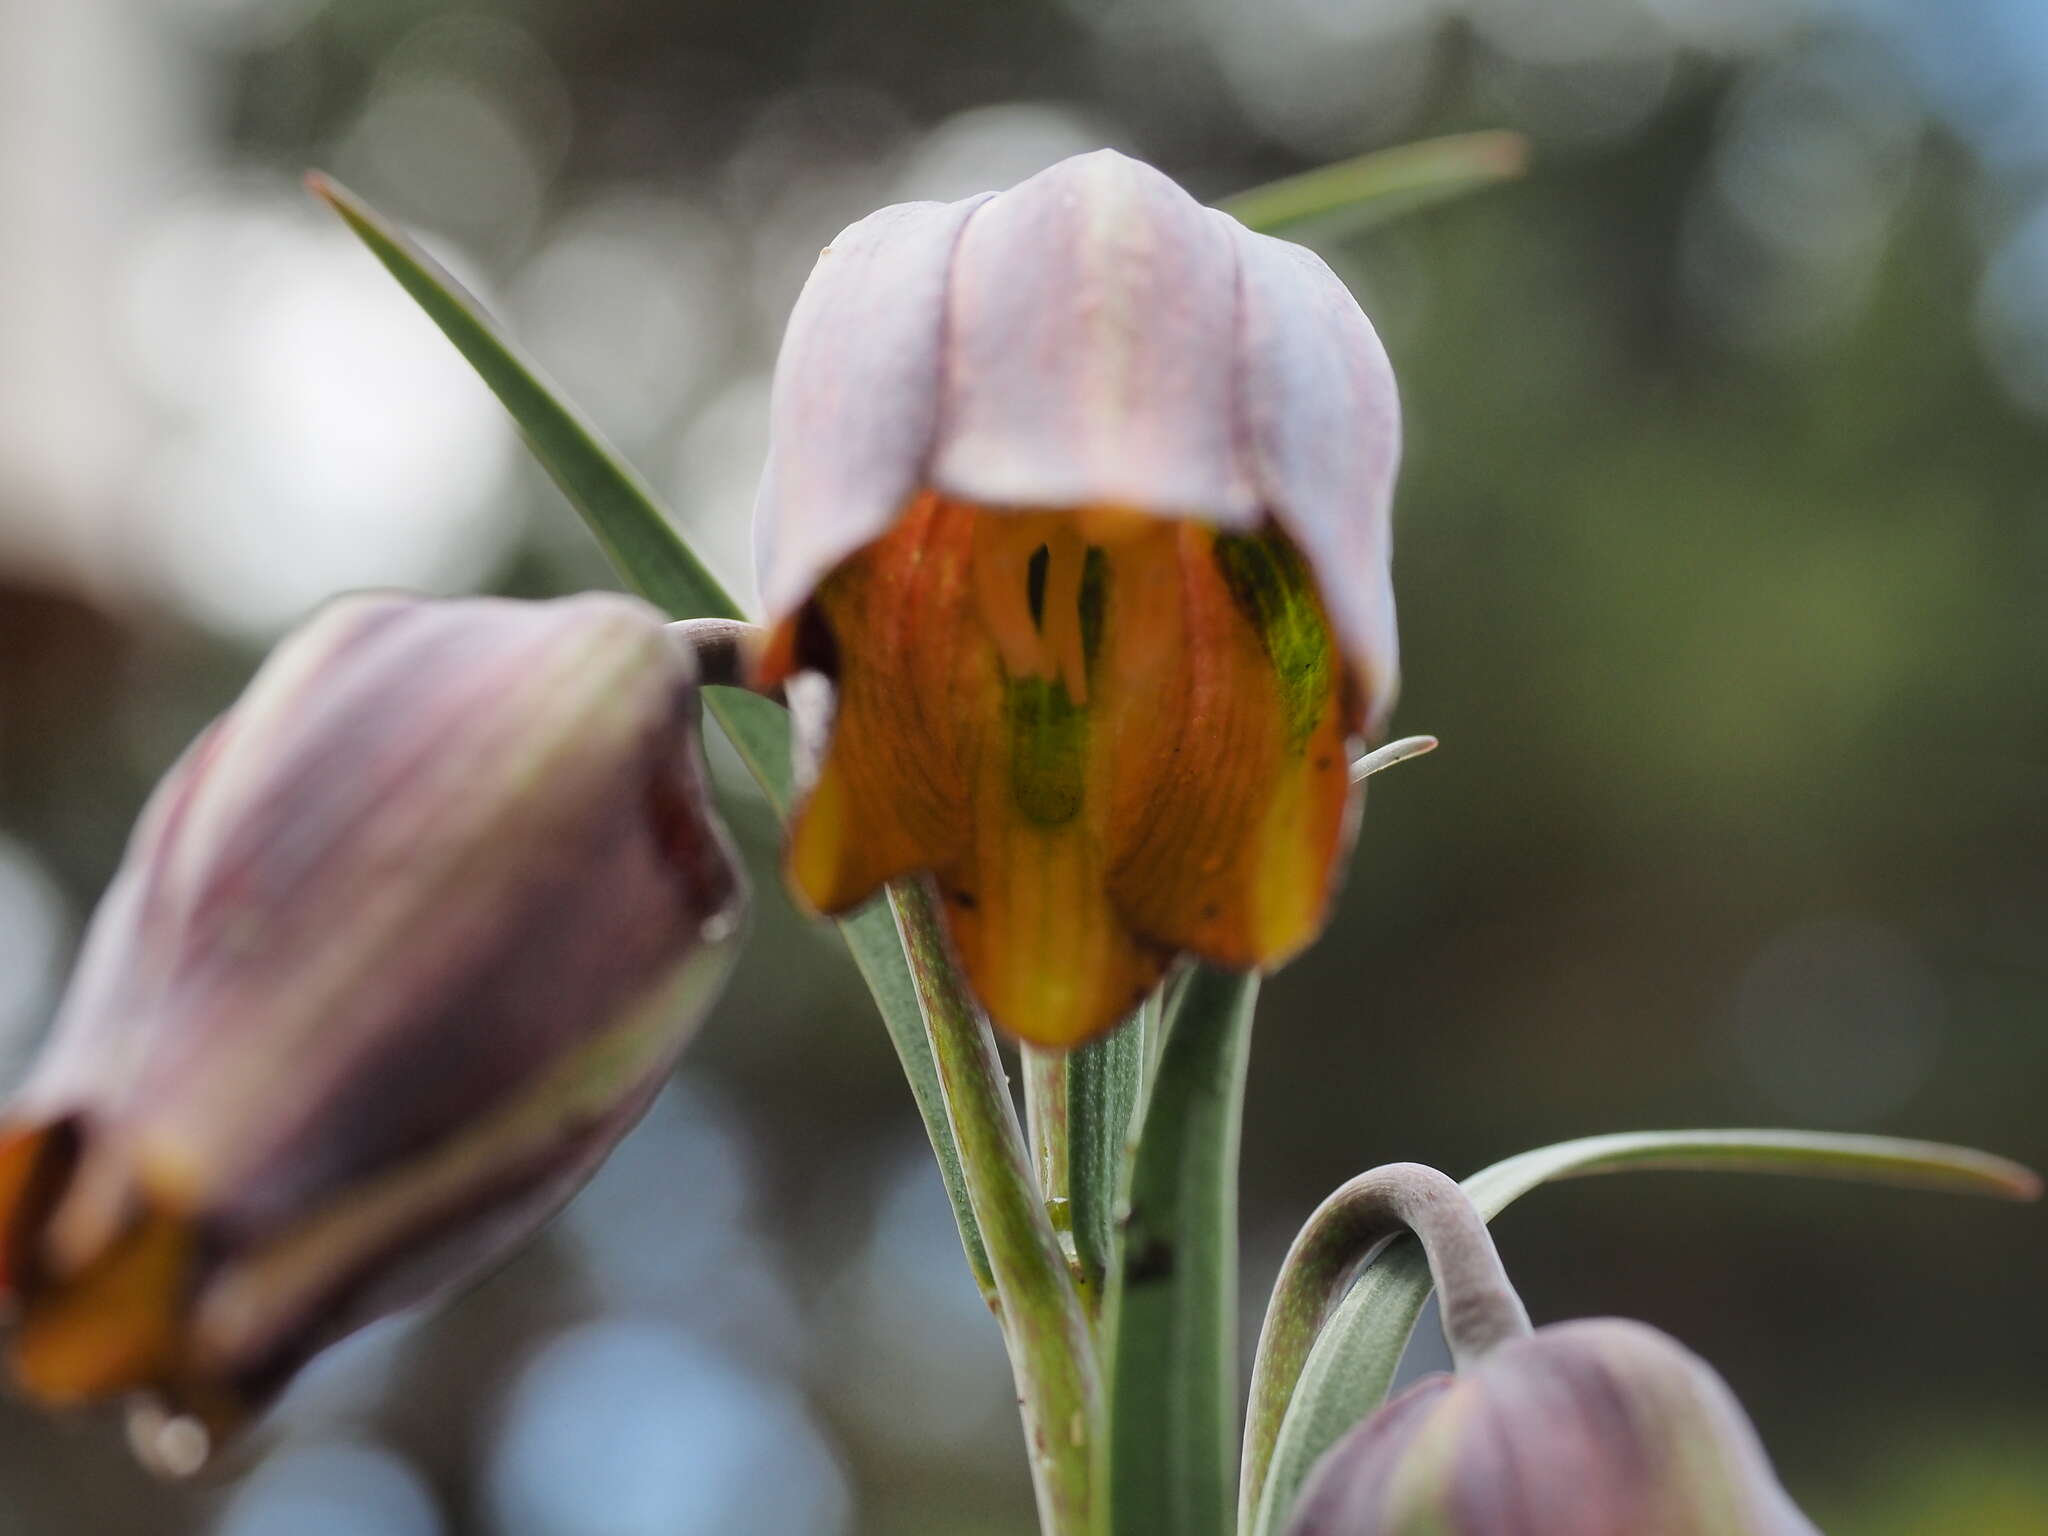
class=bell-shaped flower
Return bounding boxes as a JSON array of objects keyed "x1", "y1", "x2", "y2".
[
  {"x1": 1284, "y1": 1317, "x2": 1818, "y2": 1536},
  {"x1": 754, "y1": 148, "x2": 1400, "y2": 1048},
  {"x1": 0, "y1": 593, "x2": 744, "y2": 1465}
]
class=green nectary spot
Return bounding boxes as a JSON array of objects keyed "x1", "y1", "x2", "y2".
[
  {"x1": 1007, "y1": 675, "x2": 1088, "y2": 825},
  {"x1": 1213, "y1": 530, "x2": 1334, "y2": 750}
]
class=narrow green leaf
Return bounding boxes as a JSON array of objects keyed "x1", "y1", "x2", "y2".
[
  {"x1": 1218, "y1": 130, "x2": 1530, "y2": 240},
  {"x1": 1464, "y1": 1129, "x2": 2041, "y2": 1209},
  {"x1": 307, "y1": 174, "x2": 738, "y2": 624},
  {"x1": 1105, "y1": 967, "x2": 1257, "y2": 1536},
  {"x1": 1248, "y1": 1129, "x2": 2038, "y2": 1536},
  {"x1": 1068, "y1": 998, "x2": 1150, "y2": 1314},
  {"x1": 309, "y1": 173, "x2": 994, "y2": 1298}
]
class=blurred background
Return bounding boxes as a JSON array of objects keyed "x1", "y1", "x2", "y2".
[{"x1": 2, "y1": 0, "x2": 2045, "y2": 1530}]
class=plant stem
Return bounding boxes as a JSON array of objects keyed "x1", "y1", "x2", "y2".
[
  {"x1": 1239, "y1": 1163, "x2": 1531, "y2": 1532},
  {"x1": 1024, "y1": 1044, "x2": 1073, "y2": 1216},
  {"x1": 892, "y1": 881, "x2": 1101, "y2": 1536}
]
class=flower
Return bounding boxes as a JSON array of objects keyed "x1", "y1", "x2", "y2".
[
  {"x1": 0, "y1": 593, "x2": 743, "y2": 1464},
  {"x1": 1283, "y1": 1318, "x2": 1819, "y2": 1536},
  {"x1": 754, "y1": 148, "x2": 1401, "y2": 1048}
]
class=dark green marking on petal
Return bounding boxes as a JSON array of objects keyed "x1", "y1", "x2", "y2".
[
  {"x1": 1213, "y1": 529, "x2": 1334, "y2": 750},
  {"x1": 1008, "y1": 676, "x2": 1088, "y2": 826}
]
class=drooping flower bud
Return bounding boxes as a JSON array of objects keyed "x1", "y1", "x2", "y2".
[
  {"x1": 753, "y1": 148, "x2": 1401, "y2": 1048},
  {"x1": 1284, "y1": 1318, "x2": 1819, "y2": 1536},
  {"x1": 0, "y1": 593, "x2": 744, "y2": 1466}
]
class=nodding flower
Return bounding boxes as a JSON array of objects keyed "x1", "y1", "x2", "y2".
[
  {"x1": 0, "y1": 592, "x2": 744, "y2": 1468},
  {"x1": 754, "y1": 148, "x2": 1401, "y2": 1049}
]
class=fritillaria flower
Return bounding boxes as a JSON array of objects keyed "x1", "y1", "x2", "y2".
[
  {"x1": 754, "y1": 148, "x2": 1401, "y2": 1048},
  {"x1": 0, "y1": 593, "x2": 743, "y2": 1463},
  {"x1": 1285, "y1": 1318, "x2": 1819, "y2": 1536}
]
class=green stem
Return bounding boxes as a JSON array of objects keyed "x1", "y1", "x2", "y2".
[
  {"x1": 892, "y1": 882, "x2": 1101, "y2": 1536},
  {"x1": 1104, "y1": 967, "x2": 1257, "y2": 1536},
  {"x1": 1025, "y1": 1044, "x2": 1072, "y2": 1213}
]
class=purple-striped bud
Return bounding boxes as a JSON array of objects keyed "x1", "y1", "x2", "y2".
[
  {"x1": 0, "y1": 593, "x2": 743, "y2": 1466},
  {"x1": 1285, "y1": 1318, "x2": 1818, "y2": 1536}
]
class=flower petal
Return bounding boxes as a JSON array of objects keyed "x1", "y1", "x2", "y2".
[
  {"x1": 755, "y1": 194, "x2": 995, "y2": 624},
  {"x1": 1105, "y1": 525, "x2": 1358, "y2": 971},
  {"x1": 770, "y1": 503, "x2": 1357, "y2": 1047},
  {"x1": 1221, "y1": 214, "x2": 1402, "y2": 730},
  {"x1": 932, "y1": 151, "x2": 1259, "y2": 527}
]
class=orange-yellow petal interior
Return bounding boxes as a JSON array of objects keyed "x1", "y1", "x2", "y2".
[
  {"x1": 9, "y1": 1206, "x2": 191, "y2": 1407},
  {"x1": 762, "y1": 493, "x2": 1358, "y2": 1048}
]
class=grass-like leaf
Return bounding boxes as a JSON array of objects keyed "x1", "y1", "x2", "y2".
[
  {"x1": 1219, "y1": 130, "x2": 1530, "y2": 241},
  {"x1": 1105, "y1": 968, "x2": 1259, "y2": 1536},
  {"x1": 1245, "y1": 1129, "x2": 2038, "y2": 1536},
  {"x1": 306, "y1": 173, "x2": 995, "y2": 1297},
  {"x1": 1068, "y1": 995, "x2": 1151, "y2": 1312}
]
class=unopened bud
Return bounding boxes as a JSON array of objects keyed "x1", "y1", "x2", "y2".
[
  {"x1": 1286, "y1": 1317, "x2": 1817, "y2": 1536},
  {"x1": 0, "y1": 592, "x2": 744, "y2": 1462}
]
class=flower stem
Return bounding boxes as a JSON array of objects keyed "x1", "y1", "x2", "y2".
[
  {"x1": 1024, "y1": 1044, "x2": 1072, "y2": 1219},
  {"x1": 891, "y1": 881, "x2": 1101, "y2": 1536},
  {"x1": 1239, "y1": 1163, "x2": 1532, "y2": 1532}
]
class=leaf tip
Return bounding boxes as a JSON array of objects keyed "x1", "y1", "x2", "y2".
[
  {"x1": 303, "y1": 168, "x2": 345, "y2": 210},
  {"x1": 302, "y1": 172, "x2": 381, "y2": 245},
  {"x1": 1991, "y1": 1157, "x2": 2043, "y2": 1202},
  {"x1": 1477, "y1": 130, "x2": 1534, "y2": 181}
]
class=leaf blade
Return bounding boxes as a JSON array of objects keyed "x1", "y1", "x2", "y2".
[
  {"x1": 1105, "y1": 967, "x2": 1257, "y2": 1536},
  {"x1": 1218, "y1": 130, "x2": 1530, "y2": 240},
  {"x1": 1068, "y1": 996, "x2": 1150, "y2": 1312},
  {"x1": 306, "y1": 173, "x2": 739, "y2": 625}
]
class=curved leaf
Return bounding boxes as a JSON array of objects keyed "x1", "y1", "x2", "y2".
[{"x1": 1247, "y1": 1129, "x2": 2038, "y2": 1536}]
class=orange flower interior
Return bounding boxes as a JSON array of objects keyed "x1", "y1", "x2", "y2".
[
  {"x1": 760, "y1": 494, "x2": 1361, "y2": 1048},
  {"x1": 0, "y1": 1123, "x2": 208, "y2": 1422}
]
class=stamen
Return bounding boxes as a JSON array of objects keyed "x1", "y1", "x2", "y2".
[
  {"x1": 1350, "y1": 735, "x2": 1439, "y2": 782},
  {"x1": 973, "y1": 518, "x2": 1054, "y2": 682},
  {"x1": 972, "y1": 515, "x2": 1096, "y2": 704},
  {"x1": 1039, "y1": 528, "x2": 1091, "y2": 705}
]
